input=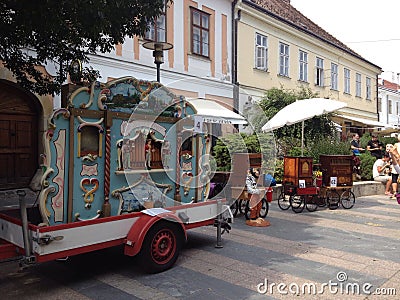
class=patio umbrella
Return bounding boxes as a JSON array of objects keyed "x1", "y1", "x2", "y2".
[{"x1": 261, "y1": 98, "x2": 347, "y2": 155}]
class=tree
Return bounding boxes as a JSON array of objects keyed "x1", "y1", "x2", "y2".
[
  {"x1": 258, "y1": 86, "x2": 336, "y2": 153},
  {"x1": 0, "y1": 0, "x2": 167, "y2": 95}
]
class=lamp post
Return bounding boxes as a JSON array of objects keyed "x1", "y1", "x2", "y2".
[{"x1": 142, "y1": 41, "x2": 173, "y2": 82}]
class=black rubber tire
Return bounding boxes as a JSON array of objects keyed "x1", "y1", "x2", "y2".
[
  {"x1": 238, "y1": 199, "x2": 247, "y2": 214},
  {"x1": 326, "y1": 190, "x2": 340, "y2": 210},
  {"x1": 305, "y1": 195, "x2": 318, "y2": 212},
  {"x1": 259, "y1": 198, "x2": 269, "y2": 218},
  {"x1": 230, "y1": 199, "x2": 239, "y2": 217},
  {"x1": 138, "y1": 221, "x2": 183, "y2": 274},
  {"x1": 291, "y1": 195, "x2": 305, "y2": 213},
  {"x1": 278, "y1": 192, "x2": 291, "y2": 210},
  {"x1": 340, "y1": 190, "x2": 355, "y2": 209},
  {"x1": 245, "y1": 197, "x2": 269, "y2": 220},
  {"x1": 316, "y1": 196, "x2": 327, "y2": 207}
]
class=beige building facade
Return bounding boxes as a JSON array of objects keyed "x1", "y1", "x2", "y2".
[{"x1": 234, "y1": 0, "x2": 383, "y2": 135}]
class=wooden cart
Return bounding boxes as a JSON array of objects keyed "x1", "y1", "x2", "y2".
[{"x1": 277, "y1": 155, "x2": 355, "y2": 213}]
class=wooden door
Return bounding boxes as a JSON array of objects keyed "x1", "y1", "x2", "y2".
[{"x1": 0, "y1": 83, "x2": 38, "y2": 189}]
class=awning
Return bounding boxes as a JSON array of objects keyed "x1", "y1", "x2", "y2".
[
  {"x1": 186, "y1": 99, "x2": 247, "y2": 125},
  {"x1": 334, "y1": 114, "x2": 391, "y2": 128}
]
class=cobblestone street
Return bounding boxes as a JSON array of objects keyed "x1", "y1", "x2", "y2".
[{"x1": 1, "y1": 194, "x2": 399, "y2": 299}]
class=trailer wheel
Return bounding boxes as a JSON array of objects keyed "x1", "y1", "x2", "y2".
[{"x1": 139, "y1": 221, "x2": 183, "y2": 273}]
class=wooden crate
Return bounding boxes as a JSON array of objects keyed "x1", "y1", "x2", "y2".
[
  {"x1": 319, "y1": 155, "x2": 353, "y2": 187},
  {"x1": 283, "y1": 156, "x2": 313, "y2": 187},
  {"x1": 230, "y1": 153, "x2": 262, "y2": 186}
]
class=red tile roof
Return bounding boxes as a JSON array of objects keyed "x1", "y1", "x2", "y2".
[
  {"x1": 380, "y1": 79, "x2": 400, "y2": 90},
  {"x1": 244, "y1": 0, "x2": 381, "y2": 69}
]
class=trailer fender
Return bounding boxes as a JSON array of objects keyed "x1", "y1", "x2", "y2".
[{"x1": 124, "y1": 212, "x2": 187, "y2": 257}]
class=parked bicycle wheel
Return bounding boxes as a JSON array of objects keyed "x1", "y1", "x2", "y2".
[
  {"x1": 230, "y1": 199, "x2": 239, "y2": 216},
  {"x1": 291, "y1": 195, "x2": 305, "y2": 213},
  {"x1": 315, "y1": 195, "x2": 327, "y2": 207},
  {"x1": 340, "y1": 190, "x2": 355, "y2": 209},
  {"x1": 259, "y1": 198, "x2": 269, "y2": 217},
  {"x1": 278, "y1": 192, "x2": 291, "y2": 210},
  {"x1": 305, "y1": 195, "x2": 318, "y2": 212},
  {"x1": 238, "y1": 199, "x2": 247, "y2": 214},
  {"x1": 244, "y1": 198, "x2": 269, "y2": 220},
  {"x1": 326, "y1": 189, "x2": 340, "y2": 210}
]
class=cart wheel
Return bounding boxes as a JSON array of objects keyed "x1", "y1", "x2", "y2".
[
  {"x1": 291, "y1": 195, "x2": 305, "y2": 213},
  {"x1": 305, "y1": 195, "x2": 318, "y2": 212},
  {"x1": 244, "y1": 201, "x2": 251, "y2": 220},
  {"x1": 326, "y1": 190, "x2": 340, "y2": 210},
  {"x1": 230, "y1": 199, "x2": 239, "y2": 217},
  {"x1": 340, "y1": 190, "x2": 355, "y2": 209},
  {"x1": 238, "y1": 199, "x2": 247, "y2": 214},
  {"x1": 138, "y1": 221, "x2": 183, "y2": 273},
  {"x1": 244, "y1": 197, "x2": 269, "y2": 220},
  {"x1": 316, "y1": 196, "x2": 327, "y2": 207},
  {"x1": 259, "y1": 198, "x2": 269, "y2": 218},
  {"x1": 278, "y1": 192, "x2": 291, "y2": 210}
]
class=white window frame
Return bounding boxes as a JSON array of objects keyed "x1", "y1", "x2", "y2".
[
  {"x1": 145, "y1": 1, "x2": 166, "y2": 42},
  {"x1": 279, "y1": 42, "x2": 289, "y2": 77},
  {"x1": 344, "y1": 68, "x2": 351, "y2": 94},
  {"x1": 331, "y1": 63, "x2": 338, "y2": 90},
  {"x1": 366, "y1": 77, "x2": 372, "y2": 100},
  {"x1": 356, "y1": 73, "x2": 362, "y2": 97},
  {"x1": 191, "y1": 8, "x2": 210, "y2": 57},
  {"x1": 255, "y1": 33, "x2": 268, "y2": 71},
  {"x1": 299, "y1": 50, "x2": 308, "y2": 82},
  {"x1": 315, "y1": 57, "x2": 324, "y2": 86}
]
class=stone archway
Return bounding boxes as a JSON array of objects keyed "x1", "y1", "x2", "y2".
[{"x1": 0, "y1": 80, "x2": 41, "y2": 190}]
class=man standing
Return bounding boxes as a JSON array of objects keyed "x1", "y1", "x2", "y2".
[
  {"x1": 350, "y1": 133, "x2": 365, "y2": 155},
  {"x1": 367, "y1": 134, "x2": 383, "y2": 159}
]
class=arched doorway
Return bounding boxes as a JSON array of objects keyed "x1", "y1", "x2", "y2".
[{"x1": 0, "y1": 80, "x2": 41, "y2": 190}]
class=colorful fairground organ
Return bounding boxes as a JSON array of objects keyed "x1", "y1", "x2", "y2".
[{"x1": 0, "y1": 77, "x2": 246, "y2": 273}]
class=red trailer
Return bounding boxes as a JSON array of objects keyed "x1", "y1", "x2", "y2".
[{"x1": 0, "y1": 76, "x2": 241, "y2": 272}]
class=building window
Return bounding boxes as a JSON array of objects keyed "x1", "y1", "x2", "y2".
[
  {"x1": 299, "y1": 50, "x2": 308, "y2": 82},
  {"x1": 191, "y1": 8, "x2": 210, "y2": 57},
  {"x1": 366, "y1": 77, "x2": 371, "y2": 100},
  {"x1": 145, "y1": 1, "x2": 166, "y2": 42},
  {"x1": 344, "y1": 68, "x2": 351, "y2": 94},
  {"x1": 279, "y1": 42, "x2": 289, "y2": 77},
  {"x1": 356, "y1": 73, "x2": 361, "y2": 97},
  {"x1": 331, "y1": 63, "x2": 338, "y2": 90},
  {"x1": 255, "y1": 33, "x2": 268, "y2": 71},
  {"x1": 315, "y1": 57, "x2": 324, "y2": 86},
  {"x1": 388, "y1": 98, "x2": 392, "y2": 114}
]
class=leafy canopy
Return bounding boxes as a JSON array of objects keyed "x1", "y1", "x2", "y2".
[
  {"x1": 0, "y1": 0, "x2": 167, "y2": 95},
  {"x1": 258, "y1": 86, "x2": 337, "y2": 151}
]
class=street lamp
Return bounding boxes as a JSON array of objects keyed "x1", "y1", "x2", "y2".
[{"x1": 142, "y1": 41, "x2": 173, "y2": 82}]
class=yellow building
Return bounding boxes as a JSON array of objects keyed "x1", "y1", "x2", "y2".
[{"x1": 234, "y1": 0, "x2": 384, "y2": 135}]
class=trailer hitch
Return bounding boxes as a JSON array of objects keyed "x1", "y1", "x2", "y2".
[{"x1": 33, "y1": 234, "x2": 64, "y2": 245}]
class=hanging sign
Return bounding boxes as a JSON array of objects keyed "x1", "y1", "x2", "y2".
[{"x1": 194, "y1": 116, "x2": 204, "y2": 133}]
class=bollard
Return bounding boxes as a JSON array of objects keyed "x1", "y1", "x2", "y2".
[
  {"x1": 215, "y1": 199, "x2": 223, "y2": 248},
  {"x1": 17, "y1": 190, "x2": 32, "y2": 259}
]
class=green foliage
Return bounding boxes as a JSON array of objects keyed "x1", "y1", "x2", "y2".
[
  {"x1": 381, "y1": 136, "x2": 397, "y2": 147},
  {"x1": 212, "y1": 133, "x2": 276, "y2": 172},
  {"x1": 308, "y1": 139, "x2": 352, "y2": 163},
  {"x1": 359, "y1": 152, "x2": 375, "y2": 180},
  {"x1": 273, "y1": 159, "x2": 284, "y2": 183},
  {"x1": 258, "y1": 86, "x2": 337, "y2": 147},
  {"x1": 0, "y1": 0, "x2": 167, "y2": 95}
]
